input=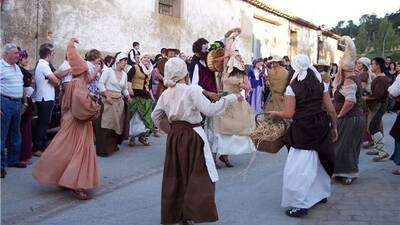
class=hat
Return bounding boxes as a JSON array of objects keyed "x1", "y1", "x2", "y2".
[
  {"x1": 269, "y1": 55, "x2": 282, "y2": 62},
  {"x1": 338, "y1": 36, "x2": 357, "y2": 71},
  {"x1": 163, "y1": 57, "x2": 188, "y2": 87},
  {"x1": 67, "y1": 38, "x2": 88, "y2": 76},
  {"x1": 357, "y1": 57, "x2": 371, "y2": 68}
]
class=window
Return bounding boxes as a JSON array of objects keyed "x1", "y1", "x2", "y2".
[
  {"x1": 158, "y1": 0, "x2": 182, "y2": 18},
  {"x1": 159, "y1": 0, "x2": 173, "y2": 16}
]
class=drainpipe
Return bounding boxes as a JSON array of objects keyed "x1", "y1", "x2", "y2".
[{"x1": 35, "y1": 0, "x2": 39, "y2": 62}]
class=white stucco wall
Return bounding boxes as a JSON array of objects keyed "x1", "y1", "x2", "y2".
[{"x1": 2, "y1": 0, "x2": 341, "y2": 66}]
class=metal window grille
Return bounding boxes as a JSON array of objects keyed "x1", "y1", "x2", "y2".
[{"x1": 159, "y1": 0, "x2": 173, "y2": 16}]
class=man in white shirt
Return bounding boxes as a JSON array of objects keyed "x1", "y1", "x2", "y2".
[
  {"x1": 33, "y1": 43, "x2": 67, "y2": 156},
  {"x1": 1, "y1": 43, "x2": 26, "y2": 178}
]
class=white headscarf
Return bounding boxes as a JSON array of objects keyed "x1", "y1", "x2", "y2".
[
  {"x1": 112, "y1": 52, "x2": 128, "y2": 69},
  {"x1": 163, "y1": 57, "x2": 188, "y2": 87},
  {"x1": 290, "y1": 54, "x2": 322, "y2": 83}
]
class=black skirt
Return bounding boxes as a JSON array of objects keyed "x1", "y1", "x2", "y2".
[{"x1": 285, "y1": 112, "x2": 335, "y2": 176}]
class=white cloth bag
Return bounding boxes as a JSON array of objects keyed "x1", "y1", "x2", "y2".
[{"x1": 129, "y1": 112, "x2": 147, "y2": 137}]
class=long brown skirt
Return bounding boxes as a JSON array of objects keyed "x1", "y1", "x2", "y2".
[
  {"x1": 94, "y1": 100, "x2": 130, "y2": 155},
  {"x1": 161, "y1": 121, "x2": 218, "y2": 224}
]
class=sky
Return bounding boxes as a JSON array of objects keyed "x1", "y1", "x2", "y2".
[{"x1": 263, "y1": 0, "x2": 400, "y2": 28}]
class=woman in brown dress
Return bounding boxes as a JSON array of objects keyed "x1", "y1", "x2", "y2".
[
  {"x1": 95, "y1": 52, "x2": 131, "y2": 157},
  {"x1": 32, "y1": 38, "x2": 100, "y2": 200},
  {"x1": 152, "y1": 58, "x2": 240, "y2": 225}
]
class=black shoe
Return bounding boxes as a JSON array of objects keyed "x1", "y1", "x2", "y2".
[
  {"x1": 219, "y1": 156, "x2": 234, "y2": 168},
  {"x1": 8, "y1": 163, "x2": 27, "y2": 168},
  {"x1": 286, "y1": 208, "x2": 308, "y2": 218},
  {"x1": 97, "y1": 153, "x2": 109, "y2": 157},
  {"x1": 1, "y1": 169, "x2": 6, "y2": 178},
  {"x1": 319, "y1": 198, "x2": 328, "y2": 204}
]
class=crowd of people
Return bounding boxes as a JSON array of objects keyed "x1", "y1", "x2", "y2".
[{"x1": 1, "y1": 27, "x2": 399, "y2": 224}]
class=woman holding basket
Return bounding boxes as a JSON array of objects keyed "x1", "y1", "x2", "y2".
[{"x1": 269, "y1": 54, "x2": 338, "y2": 218}]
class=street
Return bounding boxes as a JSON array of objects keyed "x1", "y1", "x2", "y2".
[{"x1": 1, "y1": 114, "x2": 399, "y2": 225}]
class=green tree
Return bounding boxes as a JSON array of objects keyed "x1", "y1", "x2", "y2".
[
  {"x1": 373, "y1": 19, "x2": 400, "y2": 57},
  {"x1": 355, "y1": 25, "x2": 369, "y2": 54}
]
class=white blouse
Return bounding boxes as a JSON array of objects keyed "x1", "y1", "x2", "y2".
[
  {"x1": 151, "y1": 83, "x2": 237, "y2": 126},
  {"x1": 388, "y1": 75, "x2": 400, "y2": 98},
  {"x1": 99, "y1": 67, "x2": 129, "y2": 97}
]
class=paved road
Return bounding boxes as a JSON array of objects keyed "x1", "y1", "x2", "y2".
[{"x1": 1, "y1": 114, "x2": 399, "y2": 225}]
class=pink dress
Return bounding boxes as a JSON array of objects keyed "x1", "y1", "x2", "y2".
[{"x1": 32, "y1": 76, "x2": 99, "y2": 190}]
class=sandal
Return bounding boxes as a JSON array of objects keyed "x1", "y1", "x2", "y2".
[
  {"x1": 286, "y1": 207, "x2": 308, "y2": 218},
  {"x1": 341, "y1": 177, "x2": 357, "y2": 185},
  {"x1": 33, "y1": 151, "x2": 42, "y2": 157},
  {"x1": 219, "y1": 155, "x2": 234, "y2": 168},
  {"x1": 373, "y1": 153, "x2": 389, "y2": 162},
  {"x1": 138, "y1": 136, "x2": 151, "y2": 146},
  {"x1": 128, "y1": 137, "x2": 135, "y2": 147},
  {"x1": 72, "y1": 189, "x2": 92, "y2": 200},
  {"x1": 392, "y1": 169, "x2": 400, "y2": 175}
]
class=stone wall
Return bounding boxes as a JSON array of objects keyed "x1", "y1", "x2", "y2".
[{"x1": 1, "y1": 0, "x2": 341, "y2": 68}]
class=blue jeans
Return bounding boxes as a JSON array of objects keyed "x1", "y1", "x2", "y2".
[{"x1": 1, "y1": 95, "x2": 22, "y2": 169}]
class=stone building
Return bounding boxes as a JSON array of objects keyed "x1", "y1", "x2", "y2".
[{"x1": 1, "y1": 0, "x2": 342, "y2": 66}]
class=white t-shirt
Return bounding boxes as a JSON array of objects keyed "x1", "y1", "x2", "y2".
[
  {"x1": 58, "y1": 60, "x2": 72, "y2": 84},
  {"x1": 34, "y1": 59, "x2": 55, "y2": 101},
  {"x1": 285, "y1": 82, "x2": 329, "y2": 96}
]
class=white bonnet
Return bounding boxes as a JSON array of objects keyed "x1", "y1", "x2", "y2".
[{"x1": 163, "y1": 57, "x2": 188, "y2": 87}]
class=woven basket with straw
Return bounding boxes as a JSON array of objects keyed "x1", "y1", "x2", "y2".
[{"x1": 250, "y1": 113, "x2": 289, "y2": 153}]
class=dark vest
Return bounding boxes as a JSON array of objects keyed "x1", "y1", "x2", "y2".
[
  {"x1": 290, "y1": 72, "x2": 325, "y2": 120},
  {"x1": 198, "y1": 62, "x2": 217, "y2": 93},
  {"x1": 333, "y1": 76, "x2": 363, "y2": 117}
]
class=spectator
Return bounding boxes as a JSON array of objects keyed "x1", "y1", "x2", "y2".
[
  {"x1": 385, "y1": 62, "x2": 397, "y2": 112},
  {"x1": 128, "y1": 42, "x2": 141, "y2": 66},
  {"x1": 103, "y1": 55, "x2": 114, "y2": 69},
  {"x1": 384, "y1": 56, "x2": 392, "y2": 72},
  {"x1": 17, "y1": 49, "x2": 36, "y2": 165},
  {"x1": 85, "y1": 49, "x2": 102, "y2": 98},
  {"x1": 1, "y1": 43, "x2": 26, "y2": 178},
  {"x1": 57, "y1": 55, "x2": 72, "y2": 110},
  {"x1": 283, "y1": 55, "x2": 295, "y2": 82},
  {"x1": 33, "y1": 43, "x2": 64, "y2": 157}
]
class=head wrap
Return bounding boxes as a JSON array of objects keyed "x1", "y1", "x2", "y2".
[
  {"x1": 163, "y1": 57, "x2": 188, "y2": 88},
  {"x1": 66, "y1": 38, "x2": 88, "y2": 76},
  {"x1": 290, "y1": 54, "x2": 322, "y2": 83},
  {"x1": 338, "y1": 36, "x2": 357, "y2": 71},
  {"x1": 112, "y1": 52, "x2": 128, "y2": 69}
]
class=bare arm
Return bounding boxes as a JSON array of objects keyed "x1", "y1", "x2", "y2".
[
  {"x1": 337, "y1": 79, "x2": 356, "y2": 118},
  {"x1": 269, "y1": 95, "x2": 296, "y2": 119}
]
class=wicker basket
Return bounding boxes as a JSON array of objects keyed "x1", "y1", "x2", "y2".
[
  {"x1": 207, "y1": 48, "x2": 225, "y2": 72},
  {"x1": 252, "y1": 137, "x2": 285, "y2": 154},
  {"x1": 251, "y1": 113, "x2": 289, "y2": 154}
]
